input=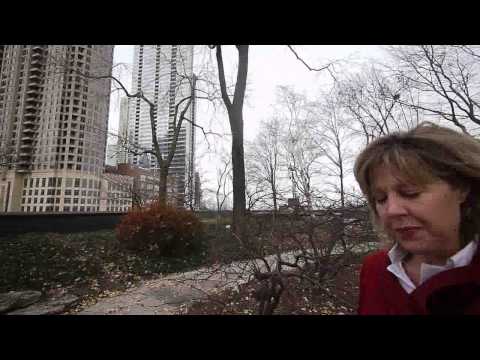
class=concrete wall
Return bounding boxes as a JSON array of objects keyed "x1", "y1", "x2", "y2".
[{"x1": 0, "y1": 212, "x2": 127, "y2": 237}]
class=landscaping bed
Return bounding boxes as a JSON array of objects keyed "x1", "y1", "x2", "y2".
[
  {"x1": 1, "y1": 228, "x2": 368, "y2": 315},
  {"x1": 0, "y1": 230, "x2": 208, "y2": 313}
]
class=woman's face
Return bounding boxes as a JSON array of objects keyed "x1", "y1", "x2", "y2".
[{"x1": 371, "y1": 164, "x2": 468, "y2": 264}]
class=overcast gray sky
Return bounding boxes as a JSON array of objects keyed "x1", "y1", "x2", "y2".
[{"x1": 108, "y1": 45, "x2": 387, "y2": 204}]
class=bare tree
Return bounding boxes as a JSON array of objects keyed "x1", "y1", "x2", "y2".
[
  {"x1": 207, "y1": 45, "x2": 340, "y2": 237},
  {"x1": 245, "y1": 117, "x2": 285, "y2": 213},
  {"x1": 387, "y1": 45, "x2": 480, "y2": 135},
  {"x1": 276, "y1": 86, "x2": 322, "y2": 210},
  {"x1": 214, "y1": 155, "x2": 232, "y2": 216},
  {"x1": 336, "y1": 64, "x2": 419, "y2": 145},
  {"x1": 209, "y1": 45, "x2": 248, "y2": 238},
  {"x1": 313, "y1": 91, "x2": 355, "y2": 209}
]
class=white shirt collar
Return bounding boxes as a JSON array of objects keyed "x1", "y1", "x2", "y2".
[{"x1": 386, "y1": 239, "x2": 478, "y2": 294}]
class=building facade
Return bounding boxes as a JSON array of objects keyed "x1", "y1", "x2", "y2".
[
  {"x1": 127, "y1": 45, "x2": 196, "y2": 207},
  {"x1": 0, "y1": 45, "x2": 114, "y2": 212}
]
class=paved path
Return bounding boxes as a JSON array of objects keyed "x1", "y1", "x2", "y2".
[
  {"x1": 77, "y1": 262, "x2": 252, "y2": 315},
  {"x1": 77, "y1": 242, "x2": 377, "y2": 315}
]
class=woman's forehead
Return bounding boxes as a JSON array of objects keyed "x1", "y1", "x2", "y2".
[{"x1": 369, "y1": 163, "x2": 429, "y2": 189}]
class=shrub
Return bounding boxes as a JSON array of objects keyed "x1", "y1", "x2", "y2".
[{"x1": 116, "y1": 202, "x2": 205, "y2": 258}]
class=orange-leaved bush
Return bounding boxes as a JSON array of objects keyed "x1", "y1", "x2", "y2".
[{"x1": 116, "y1": 202, "x2": 205, "y2": 257}]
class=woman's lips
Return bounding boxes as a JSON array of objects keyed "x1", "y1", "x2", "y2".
[{"x1": 395, "y1": 227, "x2": 422, "y2": 239}]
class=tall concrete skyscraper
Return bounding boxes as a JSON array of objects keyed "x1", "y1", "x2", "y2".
[
  {"x1": 0, "y1": 45, "x2": 114, "y2": 212},
  {"x1": 128, "y1": 45, "x2": 195, "y2": 205}
]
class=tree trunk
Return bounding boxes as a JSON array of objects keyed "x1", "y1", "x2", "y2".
[
  {"x1": 272, "y1": 186, "x2": 278, "y2": 213},
  {"x1": 230, "y1": 111, "x2": 246, "y2": 238},
  {"x1": 213, "y1": 44, "x2": 249, "y2": 240},
  {"x1": 158, "y1": 165, "x2": 168, "y2": 206}
]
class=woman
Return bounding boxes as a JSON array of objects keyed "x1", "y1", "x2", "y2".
[{"x1": 354, "y1": 122, "x2": 480, "y2": 314}]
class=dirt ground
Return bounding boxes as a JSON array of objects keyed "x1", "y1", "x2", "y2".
[{"x1": 184, "y1": 263, "x2": 362, "y2": 315}]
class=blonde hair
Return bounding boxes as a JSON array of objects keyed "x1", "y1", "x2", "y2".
[{"x1": 354, "y1": 121, "x2": 480, "y2": 248}]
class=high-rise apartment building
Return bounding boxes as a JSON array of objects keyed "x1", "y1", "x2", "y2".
[
  {"x1": 0, "y1": 45, "x2": 114, "y2": 212},
  {"x1": 128, "y1": 45, "x2": 196, "y2": 206}
]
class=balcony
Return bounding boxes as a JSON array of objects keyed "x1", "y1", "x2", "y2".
[
  {"x1": 19, "y1": 151, "x2": 32, "y2": 158},
  {"x1": 23, "y1": 113, "x2": 36, "y2": 120},
  {"x1": 21, "y1": 135, "x2": 33, "y2": 142},
  {"x1": 29, "y1": 73, "x2": 41, "y2": 81},
  {"x1": 20, "y1": 143, "x2": 32, "y2": 150},
  {"x1": 25, "y1": 98, "x2": 38, "y2": 105},
  {"x1": 29, "y1": 66, "x2": 42, "y2": 74},
  {"x1": 17, "y1": 159, "x2": 30, "y2": 165},
  {"x1": 22, "y1": 120, "x2": 36, "y2": 127},
  {"x1": 22, "y1": 127, "x2": 35, "y2": 134},
  {"x1": 25, "y1": 95, "x2": 38, "y2": 102},
  {"x1": 24, "y1": 104, "x2": 37, "y2": 112}
]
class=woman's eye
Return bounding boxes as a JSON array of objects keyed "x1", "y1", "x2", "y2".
[
  {"x1": 375, "y1": 196, "x2": 387, "y2": 204},
  {"x1": 402, "y1": 191, "x2": 420, "y2": 198}
]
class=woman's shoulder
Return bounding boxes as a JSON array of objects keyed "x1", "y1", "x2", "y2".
[{"x1": 361, "y1": 249, "x2": 390, "y2": 270}]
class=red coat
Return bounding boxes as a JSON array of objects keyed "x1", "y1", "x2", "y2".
[{"x1": 358, "y1": 246, "x2": 480, "y2": 314}]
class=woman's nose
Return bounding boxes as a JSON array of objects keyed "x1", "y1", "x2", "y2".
[{"x1": 383, "y1": 195, "x2": 408, "y2": 217}]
